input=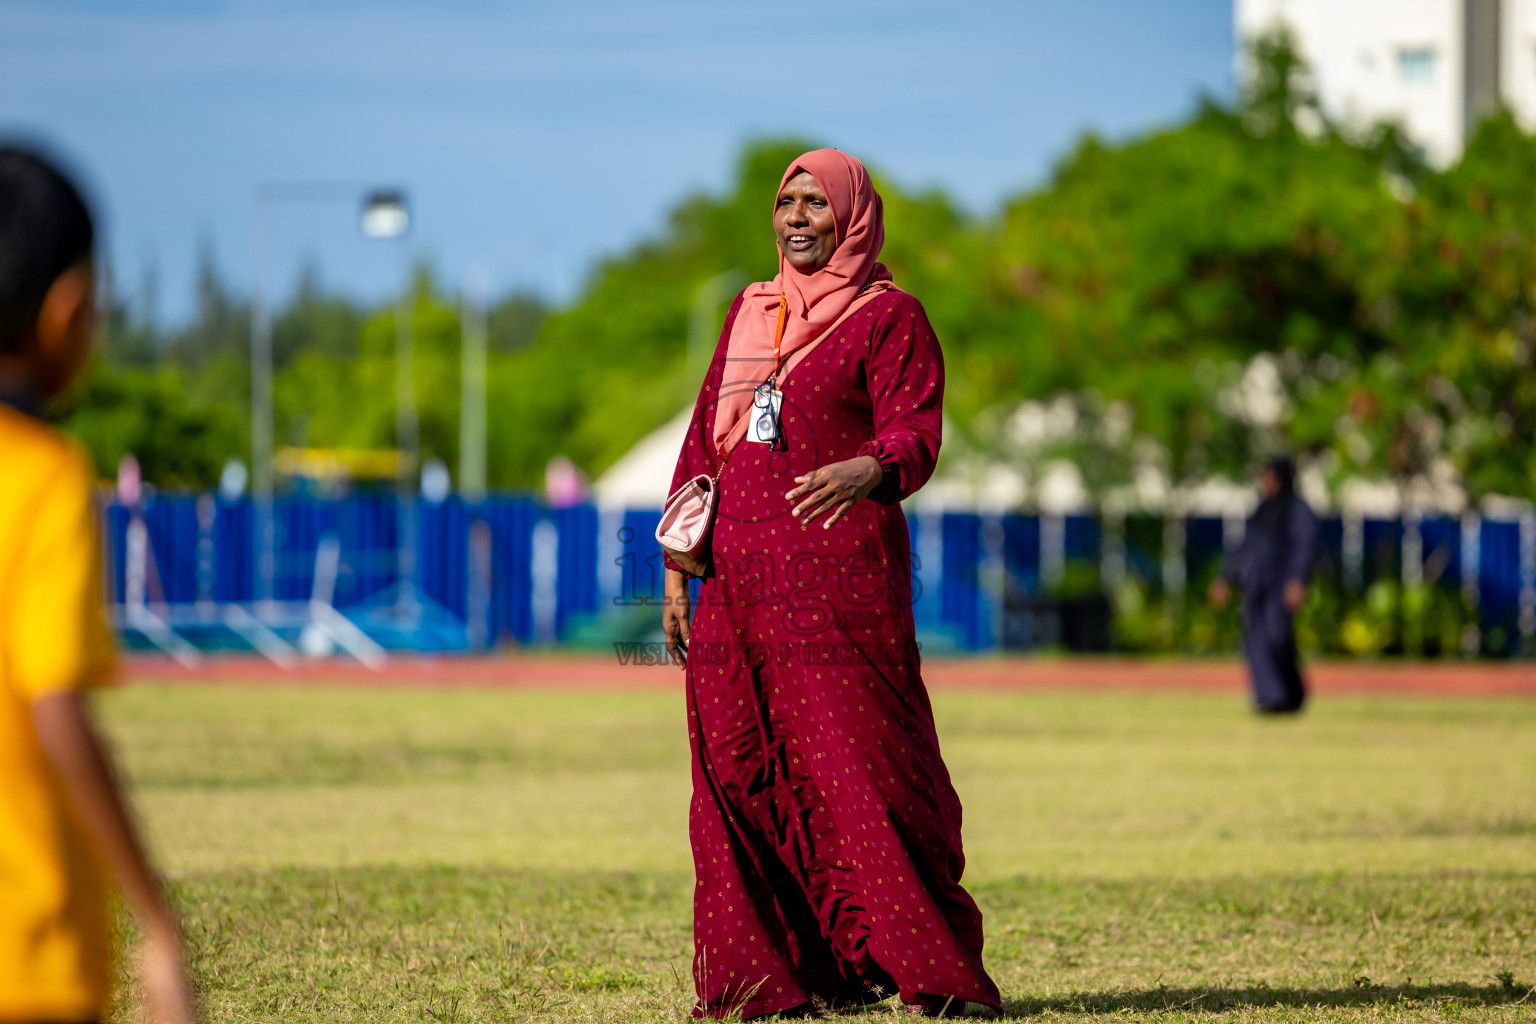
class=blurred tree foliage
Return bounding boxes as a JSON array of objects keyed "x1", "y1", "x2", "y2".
[{"x1": 61, "y1": 31, "x2": 1536, "y2": 500}]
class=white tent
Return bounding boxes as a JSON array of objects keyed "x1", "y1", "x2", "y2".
[
  {"x1": 590, "y1": 402, "x2": 1481, "y2": 519},
  {"x1": 592, "y1": 406, "x2": 693, "y2": 510}
]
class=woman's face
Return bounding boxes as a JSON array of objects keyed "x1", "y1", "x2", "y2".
[
  {"x1": 1258, "y1": 465, "x2": 1281, "y2": 499},
  {"x1": 774, "y1": 171, "x2": 838, "y2": 273}
]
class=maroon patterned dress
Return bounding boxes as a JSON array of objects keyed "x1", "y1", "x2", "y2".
[{"x1": 666, "y1": 288, "x2": 1000, "y2": 1018}]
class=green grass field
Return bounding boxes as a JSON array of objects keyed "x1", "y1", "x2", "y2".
[{"x1": 96, "y1": 681, "x2": 1536, "y2": 1022}]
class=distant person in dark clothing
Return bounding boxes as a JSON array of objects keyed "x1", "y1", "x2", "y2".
[{"x1": 1209, "y1": 456, "x2": 1319, "y2": 714}]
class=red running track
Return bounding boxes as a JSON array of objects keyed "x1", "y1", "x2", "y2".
[{"x1": 117, "y1": 653, "x2": 1536, "y2": 696}]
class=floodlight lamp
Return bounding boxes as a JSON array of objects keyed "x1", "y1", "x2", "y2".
[{"x1": 360, "y1": 190, "x2": 410, "y2": 239}]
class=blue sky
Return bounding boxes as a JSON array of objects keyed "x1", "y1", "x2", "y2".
[{"x1": 0, "y1": 0, "x2": 1234, "y2": 323}]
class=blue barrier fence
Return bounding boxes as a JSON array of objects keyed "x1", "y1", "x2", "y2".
[{"x1": 107, "y1": 494, "x2": 1530, "y2": 654}]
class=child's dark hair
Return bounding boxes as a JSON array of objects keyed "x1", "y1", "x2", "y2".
[{"x1": 0, "y1": 145, "x2": 95, "y2": 353}]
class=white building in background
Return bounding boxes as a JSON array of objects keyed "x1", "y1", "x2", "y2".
[{"x1": 1236, "y1": 0, "x2": 1536, "y2": 164}]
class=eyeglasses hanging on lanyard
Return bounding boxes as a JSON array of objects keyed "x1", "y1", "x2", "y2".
[{"x1": 748, "y1": 291, "x2": 788, "y2": 449}]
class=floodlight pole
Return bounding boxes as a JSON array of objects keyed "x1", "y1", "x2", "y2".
[
  {"x1": 459, "y1": 245, "x2": 537, "y2": 501},
  {"x1": 458, "y1": 248, "x2": 541, "y2": 650},
  {"x1": 394, "y1": 244, "x2": 419, "y2": 618},
  {"x1": 251, "y1": 193, "x2": 276, "y2": 611},
  {"x1": 458, "y1": 273, "x2": 490, "y2": 649},
  {"x1": 249, "y1": 182, "x2": 412, "y2": 617},
  {"x1": 459, "y1": 268, "x2": 490, "y2": 503}
]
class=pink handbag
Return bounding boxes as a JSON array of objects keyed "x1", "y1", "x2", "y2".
[{"x1": 655, "y1": 472, "x2": 718, "y2": 577}]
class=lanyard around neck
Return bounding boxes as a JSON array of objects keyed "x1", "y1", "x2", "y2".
[
  {"x1": 720, "y1": 291, "x2": 790, "y2": 477},
  {"x1": 773, "y1": 290, "x2": 787, "y2": 364}
]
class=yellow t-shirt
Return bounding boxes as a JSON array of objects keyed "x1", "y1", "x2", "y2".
[{"x1": 0, "y1": 402, "x2": 116, "y2": 1022}]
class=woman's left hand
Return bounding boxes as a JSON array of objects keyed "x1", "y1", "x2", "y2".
[{"x1": 786, "y1": 456, "x2": 884, "y2": 528}]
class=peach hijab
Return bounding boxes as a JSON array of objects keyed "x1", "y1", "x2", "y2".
[{"x1": 710, "y1": 149, "x2": 898, "y2": 456}]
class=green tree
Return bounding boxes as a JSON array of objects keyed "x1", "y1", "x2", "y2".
[{"x1": 58, "y1": 363, "x2": 243, "y2": 487}]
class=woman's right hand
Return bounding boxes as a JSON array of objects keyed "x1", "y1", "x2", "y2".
[{"x1": 663, "y1": 568, "x2": 692, "y2": 669}]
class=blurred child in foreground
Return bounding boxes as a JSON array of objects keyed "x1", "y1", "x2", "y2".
[
  {"x1": 0, "y1": 145, "x2": 193, "y2": 1024},
  {"x1": 1209, "y1": 455, "x2": 1320, "y2": 714}
]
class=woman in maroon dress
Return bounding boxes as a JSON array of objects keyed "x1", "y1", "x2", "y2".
[{"x1": 661, "y1": 149, "x2": 1000, "y2": 1019}]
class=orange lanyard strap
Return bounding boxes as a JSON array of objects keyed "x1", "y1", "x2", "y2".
[
  {"x1": 772, "y1": 290, "x2": 787, "y2": 364},
  {"x1": 718, "y1": 291, "x2": 790, "y2": 479}
]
